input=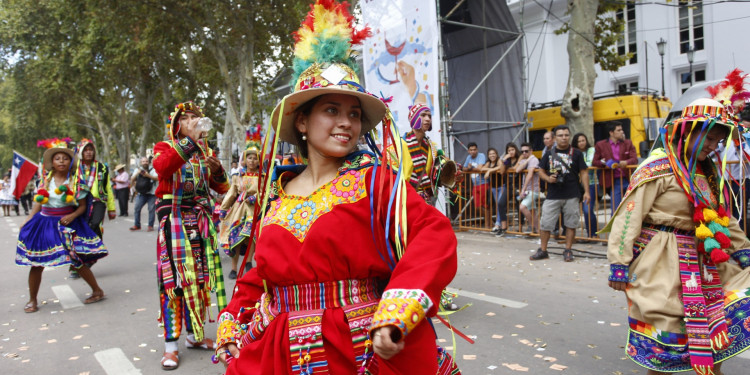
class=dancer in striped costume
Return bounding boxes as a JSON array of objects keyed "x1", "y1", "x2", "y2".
[
  {"x1": 152, "y1": 101, "x2": 230, "y2": 370},
  {"x1": 603, "y1": 70, "x2": 750, "y2": 375}
]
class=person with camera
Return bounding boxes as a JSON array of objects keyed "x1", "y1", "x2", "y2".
[
  {"x1": 129, "y1": 156, "x2": 158, "y2": 232},
  {"x1": 531, "y1": 125, "x2": 589, "y2": 262}
]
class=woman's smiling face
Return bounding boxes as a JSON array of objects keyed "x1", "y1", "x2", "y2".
[{"x1": 295, "y1": 93, "x2": 363, "y2": 159}]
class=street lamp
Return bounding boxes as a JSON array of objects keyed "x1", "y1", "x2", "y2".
[
  {"x1": 686, "y1": 45, "x2": 695, "y2": 87},
  {"x1": 657, "y1": 38, "x2": 666, "y2": 97}
]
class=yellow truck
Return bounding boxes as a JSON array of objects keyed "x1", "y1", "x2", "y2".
[{"x1": 526, "y1": 93, "x2": 673, "y2": 158}]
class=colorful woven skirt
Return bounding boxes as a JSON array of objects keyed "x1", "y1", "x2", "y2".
[
  {"x1": 16, "y1": 206, "x2": 108, "y2": 268},
  {"x1": 626, "y1": 292, "x2": 750, "y2": 372},
  {"x1": 625, "y1": 225, "x2": 750, "y2": 372}
]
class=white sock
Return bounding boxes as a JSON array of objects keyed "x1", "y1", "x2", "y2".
[
  {"x1": 165, "y1": 341, "x2": 178, "y2": 353},
  {"x1": 186, "y1": 333, "x2": 196, "y2": 343}
]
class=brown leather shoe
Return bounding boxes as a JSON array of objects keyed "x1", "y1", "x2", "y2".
[{"x1": 129, "y1": 226, "x2": 141, "y2": 231}]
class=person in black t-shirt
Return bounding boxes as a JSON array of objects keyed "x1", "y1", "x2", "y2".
[{"x1": 530, "y1": 126, "x2": 590, "y2": 262}]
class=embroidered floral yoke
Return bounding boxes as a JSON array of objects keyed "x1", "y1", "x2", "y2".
[
  {"x1": 218, "y1": 153, "x2": 458, "y2": 374},
  {"x1": 603, "y1": 151, "x2": 750, "y2": 372}
]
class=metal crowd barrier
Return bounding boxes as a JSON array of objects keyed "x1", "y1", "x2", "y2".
[
  {"x1": 451, "y1": 166, "x2": 637, "y2": 243},
  {"x1": 451, "y1": 162, "x2": 750, "y2": 242}
]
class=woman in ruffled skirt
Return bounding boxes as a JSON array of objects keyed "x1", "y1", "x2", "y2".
[{"x1": 15, "y1": 142, "x2": 107, "y2": 313}]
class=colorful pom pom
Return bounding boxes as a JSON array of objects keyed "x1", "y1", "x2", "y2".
[
  {"x1": 58, "y1": 185, "x2": 67, "y2": 193},
  {"x1": 41, "y1": 197, "x2": 48, "y2": 204},
  {"x1": 714, "y1": 216, "x2": 730, "y2": 227},
  {"x1": 711, "y1": 249, "x2": 730, "y2": 263},
  {"x1": 714, "y1": 232, "x2": 731, "y2": 248},
  {"x1": 697, "y1": 241, "x2": 706, "y2": 254},
  {"x1": 695, "y1": 223, "x2": 713, "y2": 239},
  {"x1": 717, "y1": 205, "x2": 727, "y2": 218},
  {"x1": 65, "y1": 195, "x2": 74, "y2": 203},
  {"x1": 34, "y1": 195, "x2": 44, "y2": 203},
  {"x1": 693, "y1": 209, "x2": 705, "y2": 223},
  {"x1": 702, "y1": 208, "x2": 718, "y2": 222},
  {"x1": 703, "y1": 237, "x2": 721, "y2": 252},
  {"x1": 54, "y1": 187, "x2": 62, "y2": 194}
]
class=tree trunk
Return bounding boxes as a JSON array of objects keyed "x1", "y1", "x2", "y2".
[
  {"x1": 137, "y1": 81, "x2": 156, "y2": 157},
  {"x1": 560, "y1": 0, "x2": 599, "y2": 142}
]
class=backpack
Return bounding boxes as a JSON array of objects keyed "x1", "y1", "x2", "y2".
[{"x1": 135, "y1": 170, "x2": 154, "y2": 194}]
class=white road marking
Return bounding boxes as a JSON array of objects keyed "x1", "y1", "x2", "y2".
[
  {"x1": 447, "y1": 287, "x2": 528, "y2": 308},
  {"x1": 51, "y1": 284, "x2": 84, "y2": 309},
  {"x1": 95, "y1": 348, "x2": 142, "y2": 375}
]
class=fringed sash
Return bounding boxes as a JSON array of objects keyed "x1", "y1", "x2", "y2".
[
  {"x1": 158, "y1": 155, "x2": 226, "y2": 342},
  {"x1": 672, "y1": 228, "x2": 730, "y2": 374},
  {"x1": 404, "y1": 132, "x2": 431, "y2": 193}
]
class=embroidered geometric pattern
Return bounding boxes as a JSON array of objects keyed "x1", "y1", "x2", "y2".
[
  {"x1": 262, "y1": 168, "x2": 367, "y2": 242},
  {"x1": 609, "y1": 264, "x2": 629, "y2": 283},
  {"x1": 370, "y1": 289, "x2": 432, "y2": 338},
  {"x1": 625, "y1": 296, "x2": 750, "y2": 373},
  {"x1": 732, "y1": 249, "x2": 750, "y2": 269}
]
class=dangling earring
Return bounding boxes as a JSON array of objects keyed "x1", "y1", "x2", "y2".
[{"x1": 302, "y1": 134, "x2": 307, "y2": 141}]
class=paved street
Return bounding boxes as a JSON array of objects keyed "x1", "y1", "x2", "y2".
[{"x1": 2, "y1": 214, "x2": 750, "y2": 374}]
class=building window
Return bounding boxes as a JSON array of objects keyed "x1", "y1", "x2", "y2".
[
  {"x1": 617, "y1": 81, "x2": 639, "y2": 94},
  {"x1": 678, "y1": 0, "x2": 704, "y2": 54},
  {"x1": 680, "y1": 69, "x2": 706, "y2": 93},
  {"x1": 616, "y1": 2, "x2": 637, "y2": 64}
]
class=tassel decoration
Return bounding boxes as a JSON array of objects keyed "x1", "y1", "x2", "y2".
[
  {"x1": 710, "y1": 249, "x2": 730, "y2": 264},
  {"x1": 696, "y1": 223, "x2": 713, "y2": 239}
]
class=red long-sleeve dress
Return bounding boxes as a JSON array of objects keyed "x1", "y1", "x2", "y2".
[{"x1": 216, "y1": 152, "x2": 458, "y2": 374}]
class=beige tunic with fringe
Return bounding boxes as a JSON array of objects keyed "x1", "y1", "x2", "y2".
[
  {"x1": 606, "y1": 173, "x2": 750, "y2": 333},
  {"x1": 218, "y1": 173, "x2": 258, "y2": 250}
]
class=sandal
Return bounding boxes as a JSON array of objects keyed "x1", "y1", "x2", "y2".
[
  {"x1": 161, "y1": 351, "x2": 179, "y2": 371},
  {"x1": 84, "y1": 292, "x2": 106, "y2": 304},
  {"x1": 24, "y1": 302, "x2": 38, "y2": 313},
  {"x1": 186, "y1": 337, "x2": 216, "y2": 350}
]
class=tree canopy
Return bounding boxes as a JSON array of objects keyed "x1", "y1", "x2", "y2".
[{"x1": 0, "y1": 0, "x2": 309, "y2": 170}]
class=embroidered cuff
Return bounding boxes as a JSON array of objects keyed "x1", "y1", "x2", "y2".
[
  {"x1": 215, "y1": 313, "x2": 242, "y2": 355},
  {"x1": 609, "y1": 264, "x2": 630, "y2": 283},
  {"x1": 174, "y1": 136, "x2": 199, "y2": 161},
  {"x1": 370, "y1": 289, "x2": 432, "y2": 338},
  {"x1": 732, "y1": 249, "x2": 750, "y2": 269}
]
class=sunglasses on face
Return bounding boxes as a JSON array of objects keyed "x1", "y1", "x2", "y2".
[{"x1": 521, "y1": 150, "x2": 530, "y2": 153}]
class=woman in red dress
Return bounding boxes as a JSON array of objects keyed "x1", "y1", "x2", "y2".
[{"x1": 214, "y1": 1, "x2": 459, "y2": 374}]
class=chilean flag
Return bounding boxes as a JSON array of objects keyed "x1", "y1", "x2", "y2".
[{"x1": 10, "y1": 151, "x2": 38, "y2": 199}]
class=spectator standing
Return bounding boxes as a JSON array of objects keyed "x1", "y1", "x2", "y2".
[
  {"x1": 0, "y1": 173, "x2": 18, "y2": 216},
  {"x1": 229, "y1": 161, "x2": 240, "y2": 176},
  {"x1": 532, "y1": 126, "x2": 589, "y2": 262},
  {"x1": 129, "y1": 157, "x2": 158, "y2": 231},
  {"x1": 541, "y1": 130, "x2": 555, "y2": 160},
  {"x1": 593, "y1": 122, "x2": 637, "y2": 212},
  {"x1": 573, "y1": 133, "x2": 599, "y2": 239},
  {"x1": 484, "y1": 144, "x2": 519, "y2": 235},
  {"x1": 112, "y1": 164, "x2": 130, "y2": 216},
  {"x1": 513, "y1": 143, "x2": 541, "y2": 233},
  {"x1": 463, "y1": 142, "x2": 489, "y2": 226},
  {"x1": 19, "y1": 178, "x2": 36, "y2": 215}
]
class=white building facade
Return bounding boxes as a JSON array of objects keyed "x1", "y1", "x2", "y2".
[{"x1": 507, "y1": 0, "x2": 750, "y2": 105}]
